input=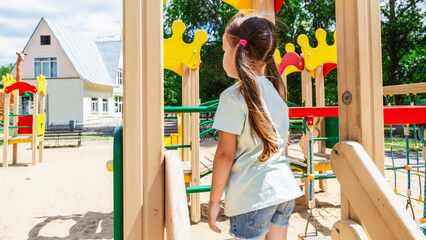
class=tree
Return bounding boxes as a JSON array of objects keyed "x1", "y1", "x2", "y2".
[
  {"x1": 0, "y1": 63, "x2": 13, "y2": 78},
  {"x1": 381, "y1": 0, "x2": 425, "y2": 105}
]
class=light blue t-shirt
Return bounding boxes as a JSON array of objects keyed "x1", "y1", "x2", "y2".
[{"x1": 212, "y1": 76, "x2": 303, "y2": 217}]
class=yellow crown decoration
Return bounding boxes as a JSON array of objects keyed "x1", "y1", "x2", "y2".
[
  {"x1": 164, "y1": 21, "x2": 208, "y2": 76},
  {"x1": 36, "y1": 74, "x2": 47, "y2": 95},
  {"x1": 275, "y1": 49, "x2": 282, "y2": 66},
  {"x1": 222, "y1": 0, "x2": 252, "y2": 11},
  {"x1": 2, "y1": 73, "x2": 16, "y2": 90},
  {"x1": 297, "y1": 29, "x2": 336, "y2": 71}
]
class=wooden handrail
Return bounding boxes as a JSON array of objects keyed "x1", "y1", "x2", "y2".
[
  {"x1": 383, "y1": 82, "x2": 426, "y2": 95},
  {"x1": 165, "y1": 150, "x2": 191, "y2": 240},
  {"x1": 330, "y1": 142, "x2": 424, "y2": 240}
]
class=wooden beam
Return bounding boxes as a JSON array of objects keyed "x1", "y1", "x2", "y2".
[
  {"x1": 12, "y1": 90, "x2": 18, "y2": 165},
  {"x1": 383, "y1": 82, "x2": 426, "y2": 96},
  {"x1": 165, "y1": 150, "x2": 191, "y2": 240},
  {"x1": 141, "y1": 0, "x2": 164, "y2": 238},
  {"x1": 331, "y1": 220, "x2": 368, "y2": 240},
  {"x1": 32, "y1": 93, "x2": 38, "y2": 166},
  {"x1": 315, "y1": 66, "x2": 327, "y2": 191},
  {"x1": 123, "y1": 0, "x2": 143, "y2": 238},
  {"x1": 190, "y1": 68, "x2": 201, "y2": 223},
  {"x1": 182, "y1": 66, "x2": 191, "y2": 163},
  {"x1": 330, "y1": 142, "x2": 424, "y2": 239},
  {"x1": 336, "y1": 0, "x2": 385, "y2": 223},
  {"x1": 39, "y1": 94, "x2": 45, "y2": 163},
  {"x1": 2, "y1": 93, "x2": 10, "y2": 167}
]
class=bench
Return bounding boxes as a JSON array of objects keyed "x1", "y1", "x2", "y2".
[{"x1": 44, "y1": 128, "x2": 83, "y2": 146}]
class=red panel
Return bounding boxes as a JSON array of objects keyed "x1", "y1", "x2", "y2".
[
  {"x1": 5, "y1": 82, "x2": 37, "y2": 94},
  {"x1": 275, "y1": 0, "x2": 285, "y2": 14},
  {"x1": 323, "y1": 63, "x2": 337, "y2": 77},
  {"x1": 289, "y1": 106, "x2": 426, "y2": 125},
  {"x1": 383, "y1": 106, "x2": 426, "y2": 125},
  {"x1": 277, "y1": 52, "x2": 304, "y2": 75},
  {"x1": 18, "y1": 116, "x2": 33, "y2": 134},
  {"x1": 289, "y1": 107, "x2": 338, "y2": 118}
]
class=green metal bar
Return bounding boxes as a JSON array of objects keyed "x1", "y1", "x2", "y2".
[
  {"x1": 8, "y1": 126, "x2": 32, "y2": 129},
  {"x1": 164, "y1": 106, "x2": 217, "y2": 113},
  {"x1": 113, "y1": 126, "x2": 123, "y2": 240},
  {"x1": 200, "y1": 128, "x2": 216, "y2": 137},
  {"x1": 165, "y1": 144, "x2": 191, "y2": 149},
  {"x1": 186, "y1": 185, "x2": 212, "y2": 194},
  {"x1": 289, "y1": 123, "x2": 304, "y2": 131},
  {"x1": 313, "y1": 137, "x2": 339, "y2": 141},
  {"x1": 199, "y1": 119, "x2": 214, "y2": 126},
  {"x1": 286, "y1": 101, "x2": 300, "y2": 107},
  {"x1": 290, "y1": 162, "x2": 307, "y2": 172},
  {"x1": 200, "y1": 171, "x2": 212, "y2": 179},
  {"x1": 199, "y1": 99, "x2": 220, "y2": 106},
  {"x1": 9, "y1": 114, "x2": 32, "y2": 117}
]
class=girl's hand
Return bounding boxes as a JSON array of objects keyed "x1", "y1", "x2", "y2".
[{"x1": 208, "y1": 202, "x2": 221, "y2": 233}]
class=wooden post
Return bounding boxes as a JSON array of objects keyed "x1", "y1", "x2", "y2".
[
  {"x1": 123, "y1": 0, "x2": 164, "y2": 239},
  {"x1": 12, "y1": 90, "x2": 19, "y2": 165},
  {"x1": 301, "y1": 68, "x2": 314, "y2": 207},
  {"x1": 182, "y1": 65, "x2": 192, "y2": 163},
  {"x1": 32, "y1": 93, "x2": 38, "y2": 166},
  {"x1": 39, "y1": 94, "x2": 45, "y2": 163},
  {"x1": 3, "y1": 93, "x2": 10, "y2": 167},
  {"x1": 315, "y1": 65, "x2": 327, "y2": 191},
  {"x1": 190, "y1": 68, "x2": 201, "y2": 223},
  {"x1": 336, "y1": 0, "x2": 385, "y2": 226},
  {"x1": 253, "y1": 0, "x2": 275, "y2": 22}
]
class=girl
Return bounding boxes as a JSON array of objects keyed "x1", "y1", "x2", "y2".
[{"x1": 208, "y1": 14, "x2": 302, "y2": 240}]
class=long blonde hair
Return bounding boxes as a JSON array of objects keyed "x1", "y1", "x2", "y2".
[{"x1": 225, "y1": 14, "x2": 287, "y2": 162}]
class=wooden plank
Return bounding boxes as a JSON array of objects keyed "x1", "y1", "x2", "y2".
[
  {"x1": 331, "y1": 220, "x2": 368, "y2": 240},
  {"x1": 182, "y1": 66, "x2": 191, "y2": 163},
  {"x1": 165, "y1": 150, "x2": 191, "y2": 240},
  {"x1": 330, "y1": 142, "x2": 424, "y2": 239},
  {"x1": 12, "y1": 90, "x2": 18, "y2": 165},
  {"x1": 2, "y1": 93, "x2": 10, "y2": 167},
  {"x1": 383, "y1": 82, "x2": 426, "y2": 96},
  {"x1": 123, "y1": 0, "x2": 143, "y2": 238},
  {"x1": 315, "y1": 66, "x2": 327, "y2": 190},
  {"x1": 253, "y1": 0, "x2": 275, "y2": 22},
  {"x1": 141, "y1": 0, "x2": 164, "y2": 238},
  {"x1": 31, "y1": 93, "x2": 38, "y2": 166},
  {"x1": 190, "y1": 68, "x2": 201, "y2": 223},
  {"x1": 336, "y1": 0, "x2": 385, "y2": 223}
]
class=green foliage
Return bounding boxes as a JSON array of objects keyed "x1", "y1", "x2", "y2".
[{"x1": 0, "y1": 63, "x2": 13, "y2": 78}]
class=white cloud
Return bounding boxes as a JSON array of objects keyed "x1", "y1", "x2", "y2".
[{"x1": 0, "y1": 0, "x2": 122, "y2": 65}]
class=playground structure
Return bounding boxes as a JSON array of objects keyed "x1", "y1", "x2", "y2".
[
  {"x1": 0, "y1": 74, "x2": 47, "y2": 167},
  {"x1": 115, "y1": 0, "x2": 426, "y2": 239}
]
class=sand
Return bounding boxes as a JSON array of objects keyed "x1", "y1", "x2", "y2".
[{"x1": 0, "y1": 137, "x2": 424, "y2": 240}]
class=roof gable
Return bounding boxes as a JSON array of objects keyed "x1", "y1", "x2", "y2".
[
  {"x1": 96, "y1": 41, "x2": 122, "y2": 83},
  {"x1": 42, "y1": 18, "x2": 115, "y2": 87}
]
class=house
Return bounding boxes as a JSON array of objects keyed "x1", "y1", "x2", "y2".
[{"x1": 10, "y1": 17, "x2": 123, "y2": 127}]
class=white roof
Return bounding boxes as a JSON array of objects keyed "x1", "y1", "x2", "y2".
[{"x1": 20, "y1": 18, "x2": 119, "y2": 87}]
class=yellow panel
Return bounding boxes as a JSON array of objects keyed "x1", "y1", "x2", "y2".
[
  {"x1": 9, "y1": 138, "x2": 32, "y2": 144},
  {"x1": 184, "y1": 175, "x2": 191, "y2": 183},
  {"x1": 222, "y1": 0, "x2": 252, "y2": 11},
  {"x1": 36, "y1": 75, "x2": 47, "y2": 95},
  {"x1": 284, "y1": 43, "x2": 302, "y2": 76},
  {"x1": 164, "y1": 21, "x2": 208, "y2": 75},
  {"x1": 37, "y1": 114, "x2": 45, "y2": 135},
  {"x1": 297, "y1": 29, "x2": 337, "y2": 71},
  {"x1": 313, "y1": 164, "x2": 332, "y2": 172},
  {"x1": 164, "y1": 137, "x2": 171, "y2": 146},
  {"x1": 275, "y1": 49, "x2": 282, "y2": 66}
]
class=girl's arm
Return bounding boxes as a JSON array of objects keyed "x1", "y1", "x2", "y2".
[{"x1": 208, "y1": 130, "x2": 236, "y2": 233}]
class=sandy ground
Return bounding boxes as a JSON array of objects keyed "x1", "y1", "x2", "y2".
[{"x1": 0, "y1": 137, "x2": 424, "y2": 240}]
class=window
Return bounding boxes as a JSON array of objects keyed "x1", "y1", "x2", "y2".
[
  {"x1": 40, "y1": 35, "x2": 51, "y2": 45},
  {"x1": 117, "y1": 68, "x2": 123, "y2": 85},
  {"x1": 115, "y1": 96, "x2": 123, "y2": 113},
  {"x1": 102, "y1": 99, "x2": 108, "y2": 112},
  {"x1": 91, "y1": 98, "x2": 98, "y2": 113},
  {"x1": 34, "y1": 58, "x2": 57, "y2": 78}
]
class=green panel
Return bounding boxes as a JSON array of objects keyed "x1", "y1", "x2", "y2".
[
  {"x1": 325, "y1": 117, "x2": 339, "y2": 148},
  {"x1": 113, "y1": 126, "x2": 123, "y2": 240}
]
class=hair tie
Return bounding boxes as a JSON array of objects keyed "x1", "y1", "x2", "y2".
[{"x1": 239, "y1": 39, "x2": 247, "y2": 48}]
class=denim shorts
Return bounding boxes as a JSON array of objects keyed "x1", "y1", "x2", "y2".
[{"x1": 229, "y1": 199, "x2": 295, "y2": 240}]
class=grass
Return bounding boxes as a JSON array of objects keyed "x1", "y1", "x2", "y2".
[{"x1": 384, "y1": 138, "x2": 423, "y2": 152}]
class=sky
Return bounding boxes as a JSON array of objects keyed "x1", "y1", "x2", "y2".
[{"x1": 0, "y1": 0, "x2": 122, "y2": 65}]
